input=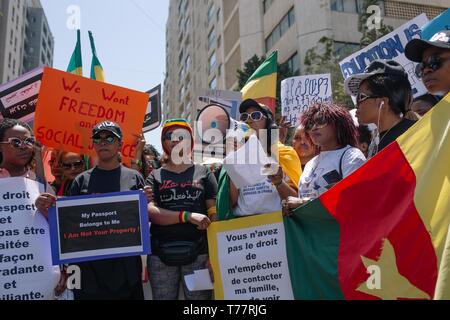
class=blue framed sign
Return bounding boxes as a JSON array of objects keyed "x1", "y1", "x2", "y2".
[{"x1": 49, "y1": 190, "x2": 150, "y2": 265}]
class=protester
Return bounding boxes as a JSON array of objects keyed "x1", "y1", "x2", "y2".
[
  {"x1": 0, "y1": 118, "x2": 61, "y2": 297},
  {"x1": 147, "y1": 119, "x2": 217, "y2": 300},
  {"x1": 48, "y1": 149, "x2": 63, "y2": 191},
  {"x1": 405, "y1": 30, "x2": 450, "y2": 96},
  {"x1": 36, "y1": 121, "x2": 151, "y2": 300},
  {"x1": 55, "y1": 152, "x2": 88, "y2": 196},
  {"x1": 357, "y1": 125, "x2": 373, "y2": 159},
  {"x1": 292, "y1": 125, "x2": 319, "y2": 170},
  {"x1": 344, "y1": 59, "x2": 418, "y2": 158},
  {"x1": 411, "y1": 94, "x2": 441, "y2": 117},
  {"x1": 282, "y1": 103, "x2": 366, "y2": 214},
  {"x1": 131, "y1": 134, "x2": 161, "y2": 178},
  {"x1": 216, "y1": 99, "x2": 301, "y2": 220}
]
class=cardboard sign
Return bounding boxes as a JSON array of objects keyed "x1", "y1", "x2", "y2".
[
  {"x1": 0, "y1": 67, "x2": 43, "y2": 125},
  {"x1": 48, "y1": 190, "x2": 150, "y2": 265},
  {"x1": 34, "y1": 68, "x2": 149, "y2": 163},
  {"x1": 0, "y1": 178, "x2": 60, "y2": 300},
  {"x1": 281, "y1": 74, "x2": 332, "y2": 127},
  {"x1": 208, "y1": 212, "x2": 294, "y2": 300},
  {"x1": 143, "y1": 84, "x2": 162, "y2": 133},
  {"x1": 340, "y1": 14, "x2": 429, "y2": 101}
]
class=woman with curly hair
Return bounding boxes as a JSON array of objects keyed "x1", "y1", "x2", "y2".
[{"x1": 282, "y1": 102, "x2": 366, "y2": 214}]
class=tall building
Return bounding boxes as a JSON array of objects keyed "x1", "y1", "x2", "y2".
[
  {"x1": 0, "y1": 0, "x2": 53, "y2": 85},
  {"x1": 163, "y1": 0, "x2": 449, "y2": 123},
  {"x1": 0, "y1": 0, "x2": 27, "y2": 84},
  {"x1": 22, "y1": 0, "x2": 54, "y2": 73}
]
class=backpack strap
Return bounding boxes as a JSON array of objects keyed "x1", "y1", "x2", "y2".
[{"x1": 338, "y1": 147, "x2": 352, "y2": 180}]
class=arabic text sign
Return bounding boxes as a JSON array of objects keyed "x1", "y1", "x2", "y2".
[{"x1": 0, "y1": 67, "x2": 43, "y2": 124}]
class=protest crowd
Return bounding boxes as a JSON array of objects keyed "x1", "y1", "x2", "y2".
[{"x1": 0, "y1": 16, "x2": 449, "y2": 301}]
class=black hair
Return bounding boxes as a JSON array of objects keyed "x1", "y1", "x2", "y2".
[
  {"x1": 364, "y1": 74, "x2": 413, "y2": 116},
  {"x1": 0, "y1": 118, "x2": 33, "y2": 164},
  {"x1": 413, "y1": 93, "x2": 440, "y2": 105},
  {"x1": 358, "y1": 125, "x2": 372, "y2": 145},
  {"x1": 140, "y1": 144, "x2": 161, "y2": 176}
]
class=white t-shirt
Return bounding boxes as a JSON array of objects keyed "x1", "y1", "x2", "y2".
[
  {"x1": 299, "y1": 146, "x2": 366, "y2": 199},
  {"x1": 233, "y1": 178, "x2": 283, "y2": 217}
]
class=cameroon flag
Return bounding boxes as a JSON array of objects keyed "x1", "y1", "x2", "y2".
[
  {"x1": 241, "y1": 51, "x2": 278, "y2": 115},
  {"x1": 88, "y1": 31, "x2": 105, "y2": 82},
  {"x1": 66, "y1": 30, "x2": 83, "y2": 76},
  {"x1": 285, "y1": 94, "x2": 450, "y2": 300}
]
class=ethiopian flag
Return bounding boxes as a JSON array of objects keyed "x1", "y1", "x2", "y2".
[
  {"x1": 66, "y1": 29, "x2": 83, "y2": 76},
  {"x1": 285, "y1": 94, "x2": 450, "y2": 300},
  {"x1": 88, "y1": 31, "x2": 105, "y2": 82},
  {"x1": 241, "y1": 51, "x2": 277, "y2": 115}
]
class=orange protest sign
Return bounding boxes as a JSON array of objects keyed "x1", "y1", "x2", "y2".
[{"x1": 34, "y1": 67, "x2": 149, "y2": 164}]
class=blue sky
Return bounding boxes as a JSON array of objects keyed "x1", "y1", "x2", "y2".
[{"x1": 40, "y1": 0, "x2": 169, "y2": 151}]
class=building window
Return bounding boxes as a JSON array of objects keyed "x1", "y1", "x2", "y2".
[
  {"x1": 209, "y1": 52, "x2": 216, "y2": 74},
  {"x1": 209, "y1": 77, "x2": 217, "y2": 90},
  {"x1": 208, "y1": 4, "x2": 215, "y2": 23},
  {"x1": 334, "y1": 41, "x2": 360, "y2": 59},
  {"x1": 208, "y1": 28, "x2": 216, "y2": 50},
  {"x1": 331, "y1": 0, "x2": 384, "y2": 15},
  {"x1": 263, "y1": 0, "x2": 274, "y2": 14},
  {"x1": 265, "y1": 7, "x2": 295, "y2": 52},
  {"x1": 285, "y1": 52, "x2": 300, "y2": 75}
]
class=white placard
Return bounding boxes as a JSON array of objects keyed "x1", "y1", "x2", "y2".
[
  {"x1": 339, "y1": 14, "x2": 429, "y2": 102},
  {"x1": 281, "y1": 74, "x2": 332, "y2": 127},
  {"x1": 0, "y1": 178, "x2": 60, "y2": 300}
]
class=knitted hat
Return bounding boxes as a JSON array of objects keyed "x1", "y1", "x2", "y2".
[{"x1": 161, "y1": 119, "x2": 194, "y2": 155}]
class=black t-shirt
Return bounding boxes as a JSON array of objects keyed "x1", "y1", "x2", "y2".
[
  {"x1": 69, "y1": 165, "x2": 146, "y2": 298},
  {"x1": 147, "y1": 164, "x2": 218, "y2": 246},
  {"x1": 378, "y1": 118, "x2": 416, "y2": 153}
]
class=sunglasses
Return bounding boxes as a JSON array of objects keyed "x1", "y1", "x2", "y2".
[
  {"x1": 92, "y1": 136, "x2": 116, "y2": 145},
  {"x1": 61, "y1": 160, "x2": 84, "y2": 170},
  {"x1": 0, "y1": 137, "x2": 35, "y2": 149},
  {"x1": 240, "y1": 111, "x2": 267, "y2": 122},
  {"x1": 163, "y1": 131, "x2": 190, "y2": 142},
  {"x1": 356, "y1": 92, "x2": 383, "y2": 105},
  {"x1": 415, "y1": 55, "x2": 450, "y2": 78}
]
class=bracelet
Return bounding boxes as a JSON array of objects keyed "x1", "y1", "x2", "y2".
[
  {"x1": 179, "y1": 211, "x2": 191, "y2": 223},
  {"x1": 207, "y1": 207, "x2": 217, "y2": 218}
]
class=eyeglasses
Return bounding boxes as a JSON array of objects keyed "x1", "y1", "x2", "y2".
[
  {"x1": 93, "y1": 136, "x2": 116, "y2": 145},
  {"x1": 305, "y1": 115, "x2": 329, "y2": 131},
  {"x1": 61, "y1": 160, "x2": 84, "y2": 170},
  {"x1": 0, "y1": 137, "x2": 35, "y2": 149},
  {"x1": 240, "y1": 111, "x2": 267, "y2": 123},
  {"x1": 356, "y1": 92, "x2": 382, "y2": 105},
  {"x1": 163, "y1": 131, "x2": 190, "y2": 142},
  {"x1": 416, "y1": 55, "x2": 450, "y2": 78}
]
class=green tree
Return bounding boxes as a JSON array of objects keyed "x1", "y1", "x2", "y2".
[{"x1": 304, "y1": 36, "x2": 354, "y2": 107}]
